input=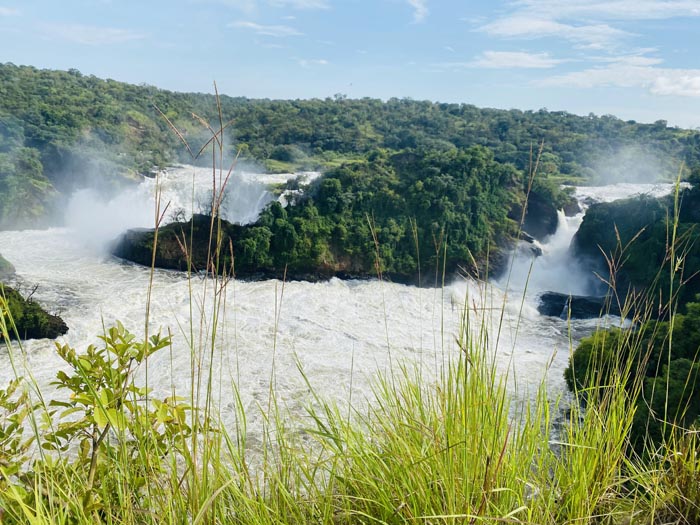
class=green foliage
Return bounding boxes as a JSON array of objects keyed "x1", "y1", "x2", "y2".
[
  {"x1": 566, "y1": 301, "x2": 700, "y2": 448},
  {"x1": 228, "y1": 146, "x2": 523, "y2": 281},
  {"x1": 0, "y1": 379, "x2": 34, "y2": 481},
  {"x1": 0, "y1": 323, "x2": 210, "y2": 523},
  {"x1": 0, "y1": 285, "x2": 67, "y2": 340},
  {"x1": 573, "y1": 185, "x2": 700, "y2": 308},
  {"x1": 4, "y1": 62, "x2": 700, "y2": 229}
]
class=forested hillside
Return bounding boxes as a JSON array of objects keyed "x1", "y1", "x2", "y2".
[
  {"x1": 114, "y1": 146, "x2": 524, "y2": 282},
  {"x1": 3, "y1": 62, "x2": 700, "y2": 230}
]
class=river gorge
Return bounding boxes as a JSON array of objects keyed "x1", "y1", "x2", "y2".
[{"x1": 0, "y1": 166, "x2": 682, "y2": 441}]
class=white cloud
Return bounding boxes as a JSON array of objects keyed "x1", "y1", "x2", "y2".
[
  {"x1": 479, "y1": 0, "x2": 700, "y2": 49},
  {"x1": 432, "y1": 50, "x2": 564, "y2": 71},
  {"x1": 297, "y1": 58, "x2": 329, "y2": 67},
  {"x1": 407, "y1": 0, "x2": 428, "y2": 23},
  {"x1": 479, "y1": 15, "x2": 631, "y2": 48},
  {"x1": 230, "y1": 20, "x2": 302, "y2": 36},
  {"x1": 540, "y1": 58, "x2": 700, "y2": 97},
  {"x1": 513, "y1": 0, "x2": 700, "y2": 21},
  {"x1": 44, "y1": 23, "x2": 147, "y2": 45},
  {"x1": 269, "y1": 0, "x2": 329, "y2": 8},
  {"x1": 471, "y1": 50, "x2": 565, "y2": 68},
  {"x1": 0, "y1": 6, "x2": 20, "y2": 15}
]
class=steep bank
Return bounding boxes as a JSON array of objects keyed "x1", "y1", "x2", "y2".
[{"x1": 572, "y1": 184, "x2": 700, "y2": 311}]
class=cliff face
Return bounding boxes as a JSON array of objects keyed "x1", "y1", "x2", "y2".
[
  {"x1": 522, "y1": 191, "x2": 559, "y2": 240},
  {"x1": 571, "y1": 187, "x2": 700, "y2": 310}
]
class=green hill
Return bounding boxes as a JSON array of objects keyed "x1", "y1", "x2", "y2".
[{"x1": 3, "y1": 62, "x2": 700, "y2": 230}]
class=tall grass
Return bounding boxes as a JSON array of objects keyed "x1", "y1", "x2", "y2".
[{"x1": 1, "y1": 102, "x2": 699, "y2": 524}]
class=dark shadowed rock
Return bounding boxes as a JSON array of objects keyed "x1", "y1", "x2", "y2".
[
  {"x1": 538, "y1": 291, "x2": 621, "y2": 319},
  {"x1": 1, "y1": 285, "x2": 68, "y2": 340},
  {"x1": 563, "y1": 200, "x2": 582, "y2": 217},
  {"x1": 0, "y1": 253, "x2": 14, "y2": 280},
  {"x1": 523, "y1": 192, "x2": 559, "y2": 241}
]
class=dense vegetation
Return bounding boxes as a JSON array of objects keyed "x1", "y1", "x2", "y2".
[
  {"x1": 0, "y1": 284, "x2": 68, "y2": 340},
  {"x1": 566, "y1": 301, "x2": 700, "y2": 448},
  {"x1": 572, "y1": 180, "x2": 700, "y2": 311},
  {"x1": 3, "y1": 62, "x2": 700, "y2": 521},
  {"x1": 568, "y1": 177, "x2": 700, "y2": 450},
  {"x1": 3, "y1": 62, "x2": 700, "y2": 230},
  {"x1": 115, "y1": 147, "x2": 525, "y2": 282}
]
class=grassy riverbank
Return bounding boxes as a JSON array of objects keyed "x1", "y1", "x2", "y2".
[{"x1": 2, "y1": 258, "x2": 699, "y2": 524}]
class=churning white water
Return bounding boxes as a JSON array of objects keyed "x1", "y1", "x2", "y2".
[
  {"x1": 0, "y1": 168, "x2": 681, "y2": 438},
  {"x1": 498, "y1": 182, "x2": 685, "y2": 298}
]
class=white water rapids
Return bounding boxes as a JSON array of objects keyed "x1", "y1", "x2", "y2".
[{"x1": 0, "y1": 166, "x2": 681, "y2": 437}]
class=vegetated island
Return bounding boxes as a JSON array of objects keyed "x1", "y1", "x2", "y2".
[
  {"x1": 113, "y1": 147, "x2": 581, "y2": 284},
  {"x1": 0, "y1": 253, "x2": 68, "y2": 340}
]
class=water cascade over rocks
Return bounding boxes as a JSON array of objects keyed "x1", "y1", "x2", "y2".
[{"x1": 0, "y1": 165, "x2": 682, "y2": 439}]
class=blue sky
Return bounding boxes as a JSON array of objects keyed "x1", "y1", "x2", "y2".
[{"x1": 2, "y1": 1, "x2": 700, "y2": 128}]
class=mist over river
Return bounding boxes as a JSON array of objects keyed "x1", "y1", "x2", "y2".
[{"x1": 0, "y1": 166, "x2": 681, "y2": 438}]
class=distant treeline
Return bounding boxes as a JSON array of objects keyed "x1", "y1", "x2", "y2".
[{"x1": 3, "y1": 62, "x2": 700, "y2": 229}]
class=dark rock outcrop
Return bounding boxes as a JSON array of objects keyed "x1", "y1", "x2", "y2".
[
  {"x1": 523, "y1": 192, "x2": 559, "y2": 240},
  {"x1": 563, "y1": 199, "x2": 582, "y2": 217},
  {"x1": 538, "y1": 291, "x2": 621, "y2": 319},
  {"x1": 1, "y1": 285, "x2": 68, "y2": 340},
  {"x1": 0, "y1": 253, "x2": 15, "y2": 280},
  {"x1": 112, "y1": 214, "x2": 337, "y2": 281}
]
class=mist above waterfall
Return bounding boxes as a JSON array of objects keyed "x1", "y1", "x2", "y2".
[
  {"x1": 64, "y1": 165, "x2": 317, "y2": 251},
  {"x1": 588, "y1": 145, "x2": 677, "y2": 185}
]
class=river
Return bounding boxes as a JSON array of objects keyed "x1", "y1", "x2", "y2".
[{"x1": 0, "y1": 166, "x2": 680, "y2": 436}]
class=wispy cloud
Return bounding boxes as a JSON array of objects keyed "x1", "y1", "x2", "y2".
[
  {"x1": 514, "y1": 0, "x2": 700, "y2": 21},
  {"x1": 270, "y1": 0, "x2": 329, "y2": 8},
  {"x1": 540, "y1": 55, "x2": 700, "y2": 96},
  {"x1": 433, "y1": 50, "x2": 564, "y2": 71},
  {"x1": 44, "y1": 23, "x2": 147, "y2": 45},
  {"x1": 479, "y1": 16, "x2": 631, "y2": 49},
  {"x1": 296, "y1": 57, "x2": 329, "y2": 67},
  {"x1": 230, "y1": 20, "x2": 302, "y2": 36},
  {"x1": 407, "y1": 0, "x2": 428, "y2": 23},
  {"x1": 0, "y1": 6, "x2": 20, "y2": 16},
  {"x1": 478, "y1": 0, "x2": 700, "y2": 50},
  {"x1": 471, "y1": 50, "x2": 565, "y2": 68}
]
